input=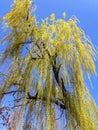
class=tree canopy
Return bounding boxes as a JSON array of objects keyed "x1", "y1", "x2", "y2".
[{"x1": 0, "y1": 0, "x2": 98, "y2": 130}]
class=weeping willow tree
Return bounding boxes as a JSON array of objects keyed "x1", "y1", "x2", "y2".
[{"x1": 0, "y1": 0, "x2": 98, "y2": 130}]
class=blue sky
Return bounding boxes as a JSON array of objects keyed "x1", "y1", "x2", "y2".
[{"x1": 0, "y1": 0, "x2": 98, "y2": 106}]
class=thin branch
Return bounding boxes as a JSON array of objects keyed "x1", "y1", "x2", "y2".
[
  {"x1": 53, "y1": 64, "x2": 61, "y2": 84},
  {"x1": 2, "y1": 90, "x2": 24, "y2": 95},
  {"x1": 61, "y1": 78, "x2": 67, "y2": 97},
  {"x1": 27, "y1": 92, "x2": 66, "y2": 110},
  {"x1": 32, "y1": 57, "x2": 44, "y2": 60},
  {"x1": 11, "y1": 104, "x2": 22, "y2": 109},
  {"x1": 19, "y1": 40, "x2": 34, "y2": 45}
]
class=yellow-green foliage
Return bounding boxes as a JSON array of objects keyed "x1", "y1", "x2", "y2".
[{"x1": 0, "y1": 0, "x2": 98, "y2": 130}]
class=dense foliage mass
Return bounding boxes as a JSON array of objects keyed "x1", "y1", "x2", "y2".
[{"x1": 0, "y1": 0, "x2": 98, "y2": 129}]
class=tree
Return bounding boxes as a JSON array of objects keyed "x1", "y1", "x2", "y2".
[{"x1": 0, "y1": 0, "x2": 98, "y2": 129}]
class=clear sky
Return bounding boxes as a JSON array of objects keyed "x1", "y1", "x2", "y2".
[{"x1": 0, "y1": 0, "x2": 98, "y2": 106}]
